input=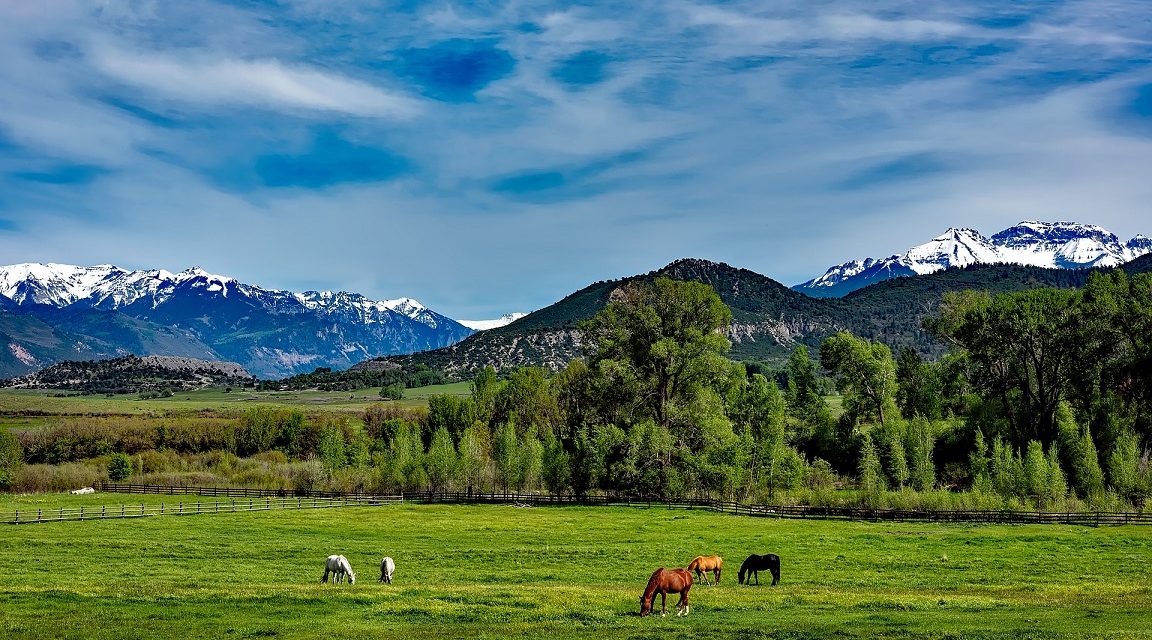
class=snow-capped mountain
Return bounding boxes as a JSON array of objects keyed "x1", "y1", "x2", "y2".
[
  {"x1": 794, "y1": 221, "x2": 1150, "y2": 297},
  {"x1": 0, "y1": 263, "x2": 475, "y2": 378},
  {"x1": 457, "y1": 313, "x2": 529, "y2": 331}
]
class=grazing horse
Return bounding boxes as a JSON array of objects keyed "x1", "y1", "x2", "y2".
[
  {"x1": 687, "y1": 555, "x2": 723, "y2": 586},
  {"x1": 321, "y1": 554, "x2": 356, "y2": 585},
  {"x1": 639, "y1": 568, "x2": 693, "y2": 617},
  {"x1": 379, "y1": 557, "x2": 396, "y2": 584},
  {"x1": 737, "y1": 553, "x2": 780, "y2": 586}
]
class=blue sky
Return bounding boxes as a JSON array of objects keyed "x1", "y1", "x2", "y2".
[{"x1": 1, "y1": 0, "x2": 1150, "y2": 319}]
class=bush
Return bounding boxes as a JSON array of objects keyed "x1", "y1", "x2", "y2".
[{"x1": 107, "y1": 453, "x2": 133, "y2": 481}]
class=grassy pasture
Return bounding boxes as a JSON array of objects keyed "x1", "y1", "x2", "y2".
[
  {"x1": 0, "y1": 382, "x2": 472, "y2": 422},
  {"x1": 1, "y1": 499, "x2": 1149, "y2": 639}
]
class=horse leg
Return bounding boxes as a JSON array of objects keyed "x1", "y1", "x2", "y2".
[
  {"x1": 753, "y1": 570, "x2": 759, "y2": 585},
  {"x1": 677, "y1": 591, "x2": 689, "y2": 616},
  {"x1": 660, "y1": 592, "x2": 667, "y2": 617}
]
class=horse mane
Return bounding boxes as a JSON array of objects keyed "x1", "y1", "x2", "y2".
[
  {"x1": 641, "y1": 568, "x2": 665, "y2": 603},
  {"x1": 687, "y1": 557, "x2": 700, "y2": 572}
]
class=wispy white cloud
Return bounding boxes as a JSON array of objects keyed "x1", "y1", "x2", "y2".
[
  {"x1": 90, "y1": 46, "x2": 421, "y2": 118},
  {"x1": 1, "y1": 0, "x2": 1151, "y2": 317}
]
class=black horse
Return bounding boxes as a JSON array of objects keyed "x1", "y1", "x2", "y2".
[{"x1": 737, "y1": 554, "x2": 780, "y2": 586}]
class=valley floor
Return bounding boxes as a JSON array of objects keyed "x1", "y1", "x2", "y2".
[{"x1": 1, "y1": 500, "x2": 1149, "y2": 639}]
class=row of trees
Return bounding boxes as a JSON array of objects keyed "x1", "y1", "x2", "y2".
[{"x1": 6, "y1": 273, "x2": 1150, "y2": 508}]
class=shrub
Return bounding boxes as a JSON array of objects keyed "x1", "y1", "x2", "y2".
[{"x1": 107, "y1": 453, "x2": 133, "y2": 481}]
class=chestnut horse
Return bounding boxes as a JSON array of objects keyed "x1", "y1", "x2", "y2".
[
  {"x1": 687, "y1": 555, "x2": 722, "y2": 586},
  {"x1": 737, "y1": 553, "x2": 780, "y2": 586},
  {"x1": 639, "y1": 568, "x2": 693, "y2": 617}
]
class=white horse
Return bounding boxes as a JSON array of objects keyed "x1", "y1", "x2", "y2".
[
  {"x1": 379, "y1": 557, "x2": 396, "y2": 584},
  {"x1": 321, "y1": 554, "x2": 356, "y2": 585}
]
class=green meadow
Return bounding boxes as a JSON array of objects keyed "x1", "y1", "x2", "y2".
[
  {"x1": 1, "y1": 499, "x2": 1149, "y2": 639},
  {"x1": 0, "y1": 382, "x2": 471, "y2": 424}
]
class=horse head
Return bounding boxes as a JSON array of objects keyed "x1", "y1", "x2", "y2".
[{"x1": 639, "y1": 595, "x2": 651, "y2": 617}]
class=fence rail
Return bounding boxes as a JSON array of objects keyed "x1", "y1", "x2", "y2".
[
  {"x1": 3, "y1": 491, "x2": 403, "y2": 525},
  {"x1": 6, "y1": 484, "x2": 1148, "y2": 526}
]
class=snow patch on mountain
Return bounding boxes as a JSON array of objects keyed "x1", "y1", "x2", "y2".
[
  {"x1": 795, "y1": 221, "x2": 1150, "y2": 297},
  {"x1": 458, "y1": 313, "x2": 528, "y2": 331}
]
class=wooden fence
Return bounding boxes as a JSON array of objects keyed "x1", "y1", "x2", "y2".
[
  {"x1": 6, "y1": 484, "x2": 1148, "y2": 526},
  {"x1": 3, "y1": 492, "x2": 403, "y2": 525}
]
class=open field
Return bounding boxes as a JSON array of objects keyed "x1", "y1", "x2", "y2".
[
  {"x1": 0, "y1": 382, "x2": 472, "y2": 421},
  {"x1": 2, "y1": 499, "x2": 1149, "y2": 639}
]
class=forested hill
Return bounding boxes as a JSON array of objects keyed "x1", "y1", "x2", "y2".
[{"x1": 356, "y1": 255, "x2": 1152, "y2": 377}]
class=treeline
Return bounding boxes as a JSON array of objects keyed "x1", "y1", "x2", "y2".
[
  {"x1": 258, "y1": 363, "x2": 448, "y2": 392},
  {"x1": 1, "y1": 355, "x2": 255, "y2": 395},
  {"x1": 3, "y1": 274, "x2": 1150, "y2": 510}
]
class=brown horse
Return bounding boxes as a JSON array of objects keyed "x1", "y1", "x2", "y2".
[
  {"x1": 687, "y1": 555, "x2": 723, "y2": 586},
  {"x1": 639, "y1": 568, "x2": 693, "y2": 617}
]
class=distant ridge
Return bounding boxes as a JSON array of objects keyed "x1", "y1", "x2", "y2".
[
  {"x1": 795, "y1": 221, "x2": 1150, "y2": 297},
  {"x1": 359, "y1": 254, "x2": 1152, "y2": 377},
  {"x1": 2, "y1": 354, "x2": 254, "y2": 393}
]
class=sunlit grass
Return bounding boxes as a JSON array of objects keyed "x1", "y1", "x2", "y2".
[{"x1": 2, "y1": 501, "x2": 1149, "y2": 639}]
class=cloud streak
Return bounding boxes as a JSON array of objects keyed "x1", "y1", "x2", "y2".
[{"x1": 0, "y1": 0, "x2": 1150, "y2": 319}]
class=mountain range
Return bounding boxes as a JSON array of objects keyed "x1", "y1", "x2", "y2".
[
  {"x1": 794, "y1": 221, "x2": 1151, "y2": 297},
  {"x1": 361, "y1": 251, "x2": 1152, "y2": 377},
  {"x1": 4, "y1": 220, "x2": 1148, "y2": 381},
  {"x1": 0, "y1": 263, "x2": 474, "y2": 379}
]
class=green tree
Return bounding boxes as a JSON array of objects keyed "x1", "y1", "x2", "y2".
[
  {"x1": 0, "y1": 430, "x2": 22, "y2": 490},
  {"x1": 857, "y1": 433, "x2": 886, "y2": 501},
  {"x1": 1058, "y1": 404, "x2": 1105, "y2": 499},
  {"x1": 424, "y1": 427, "x2": 458, "y2": 493},
  {"x1": 457, "y1": 422, "x2": 489, "y2": 495},
  {"x1": 379, "y1": 383, "x2": 405, "y2": 400},
  {"x1": 786, "y1": 347, "x2": 826, "y2": 422},
  {"x1": 906, "y1": 418, "x2": 936, "y2": 491},
  {"x1": 820, "y1": 331, "x2": 900, "y2": 426},
  {"x1": 470, "y1": 366, "x2": 500, "y2": 425},
  {"x1": 541, "y1": 430, "x2": 571, "y2": 494},
  {"x1": 969, "y1": 428, "x2": 993, "y2": 493},
  {"x1": 107, "y1": 453, "x2": 132, "y2": 482},
  {"x1": 518, "y1": 432, "x2": 544, "y2": 491},
  {"x1": 887, "y1": 429, "x2": 910, "y2": 490},
  {"x1": 928, "y1": 288, "x2": 1082, "y2": 448},
  {"x1": 580, "y1": 277, "x2": 733, "y2": 433},
  {"x1": 493, "y1": 422, "x2": 521, "y2": 493},
  {"x1": 1107, "y1": 432, "x2": 1141, "y2": 503},
  {"x1": 316, "y1": 421, "x2": 347, "y2": 476},
  {"x1": 895, "y1": 348, "x2": 943, "y2": 420}
]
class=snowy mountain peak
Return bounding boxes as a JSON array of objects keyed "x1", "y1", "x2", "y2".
[
  {"x1": 458, "y1": 312, "x2": 529, "y2": 331},
  {"x1": 795, "y1": 220, "x2": 1150, "y2": 298},
  {"x1": 0, "y1": 263, "x2": 459, "y2": 332}
]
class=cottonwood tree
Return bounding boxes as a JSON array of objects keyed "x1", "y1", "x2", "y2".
[
  {"x1": 820, "y1": 331, "x2": 900, "y2": 426},
  {"x1": 580, "y1": 277, "x2": 733, "y2": 436}
]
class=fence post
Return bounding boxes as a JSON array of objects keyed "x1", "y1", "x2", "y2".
[
  {"x1": 37, "y1": 509, "x2": 42, "y2": 523},
  {"x1": 80, "y1": 506, "x2": 84, "y2": 521},
  {"x1": 13, "y1": 510, "x2": 17, "y2": 524}
]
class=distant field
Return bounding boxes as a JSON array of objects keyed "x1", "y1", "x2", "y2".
[
  {"x1": 0, "y1": 382, "x2": 472, "y2": 418},
  {"x1": 1, "y1": 499, "x2": 1149, "y2": 639}
]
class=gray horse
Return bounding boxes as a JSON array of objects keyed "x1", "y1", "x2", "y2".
[{"x1": 321, "y1": 554, "x2": 356, "y2": 585}]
